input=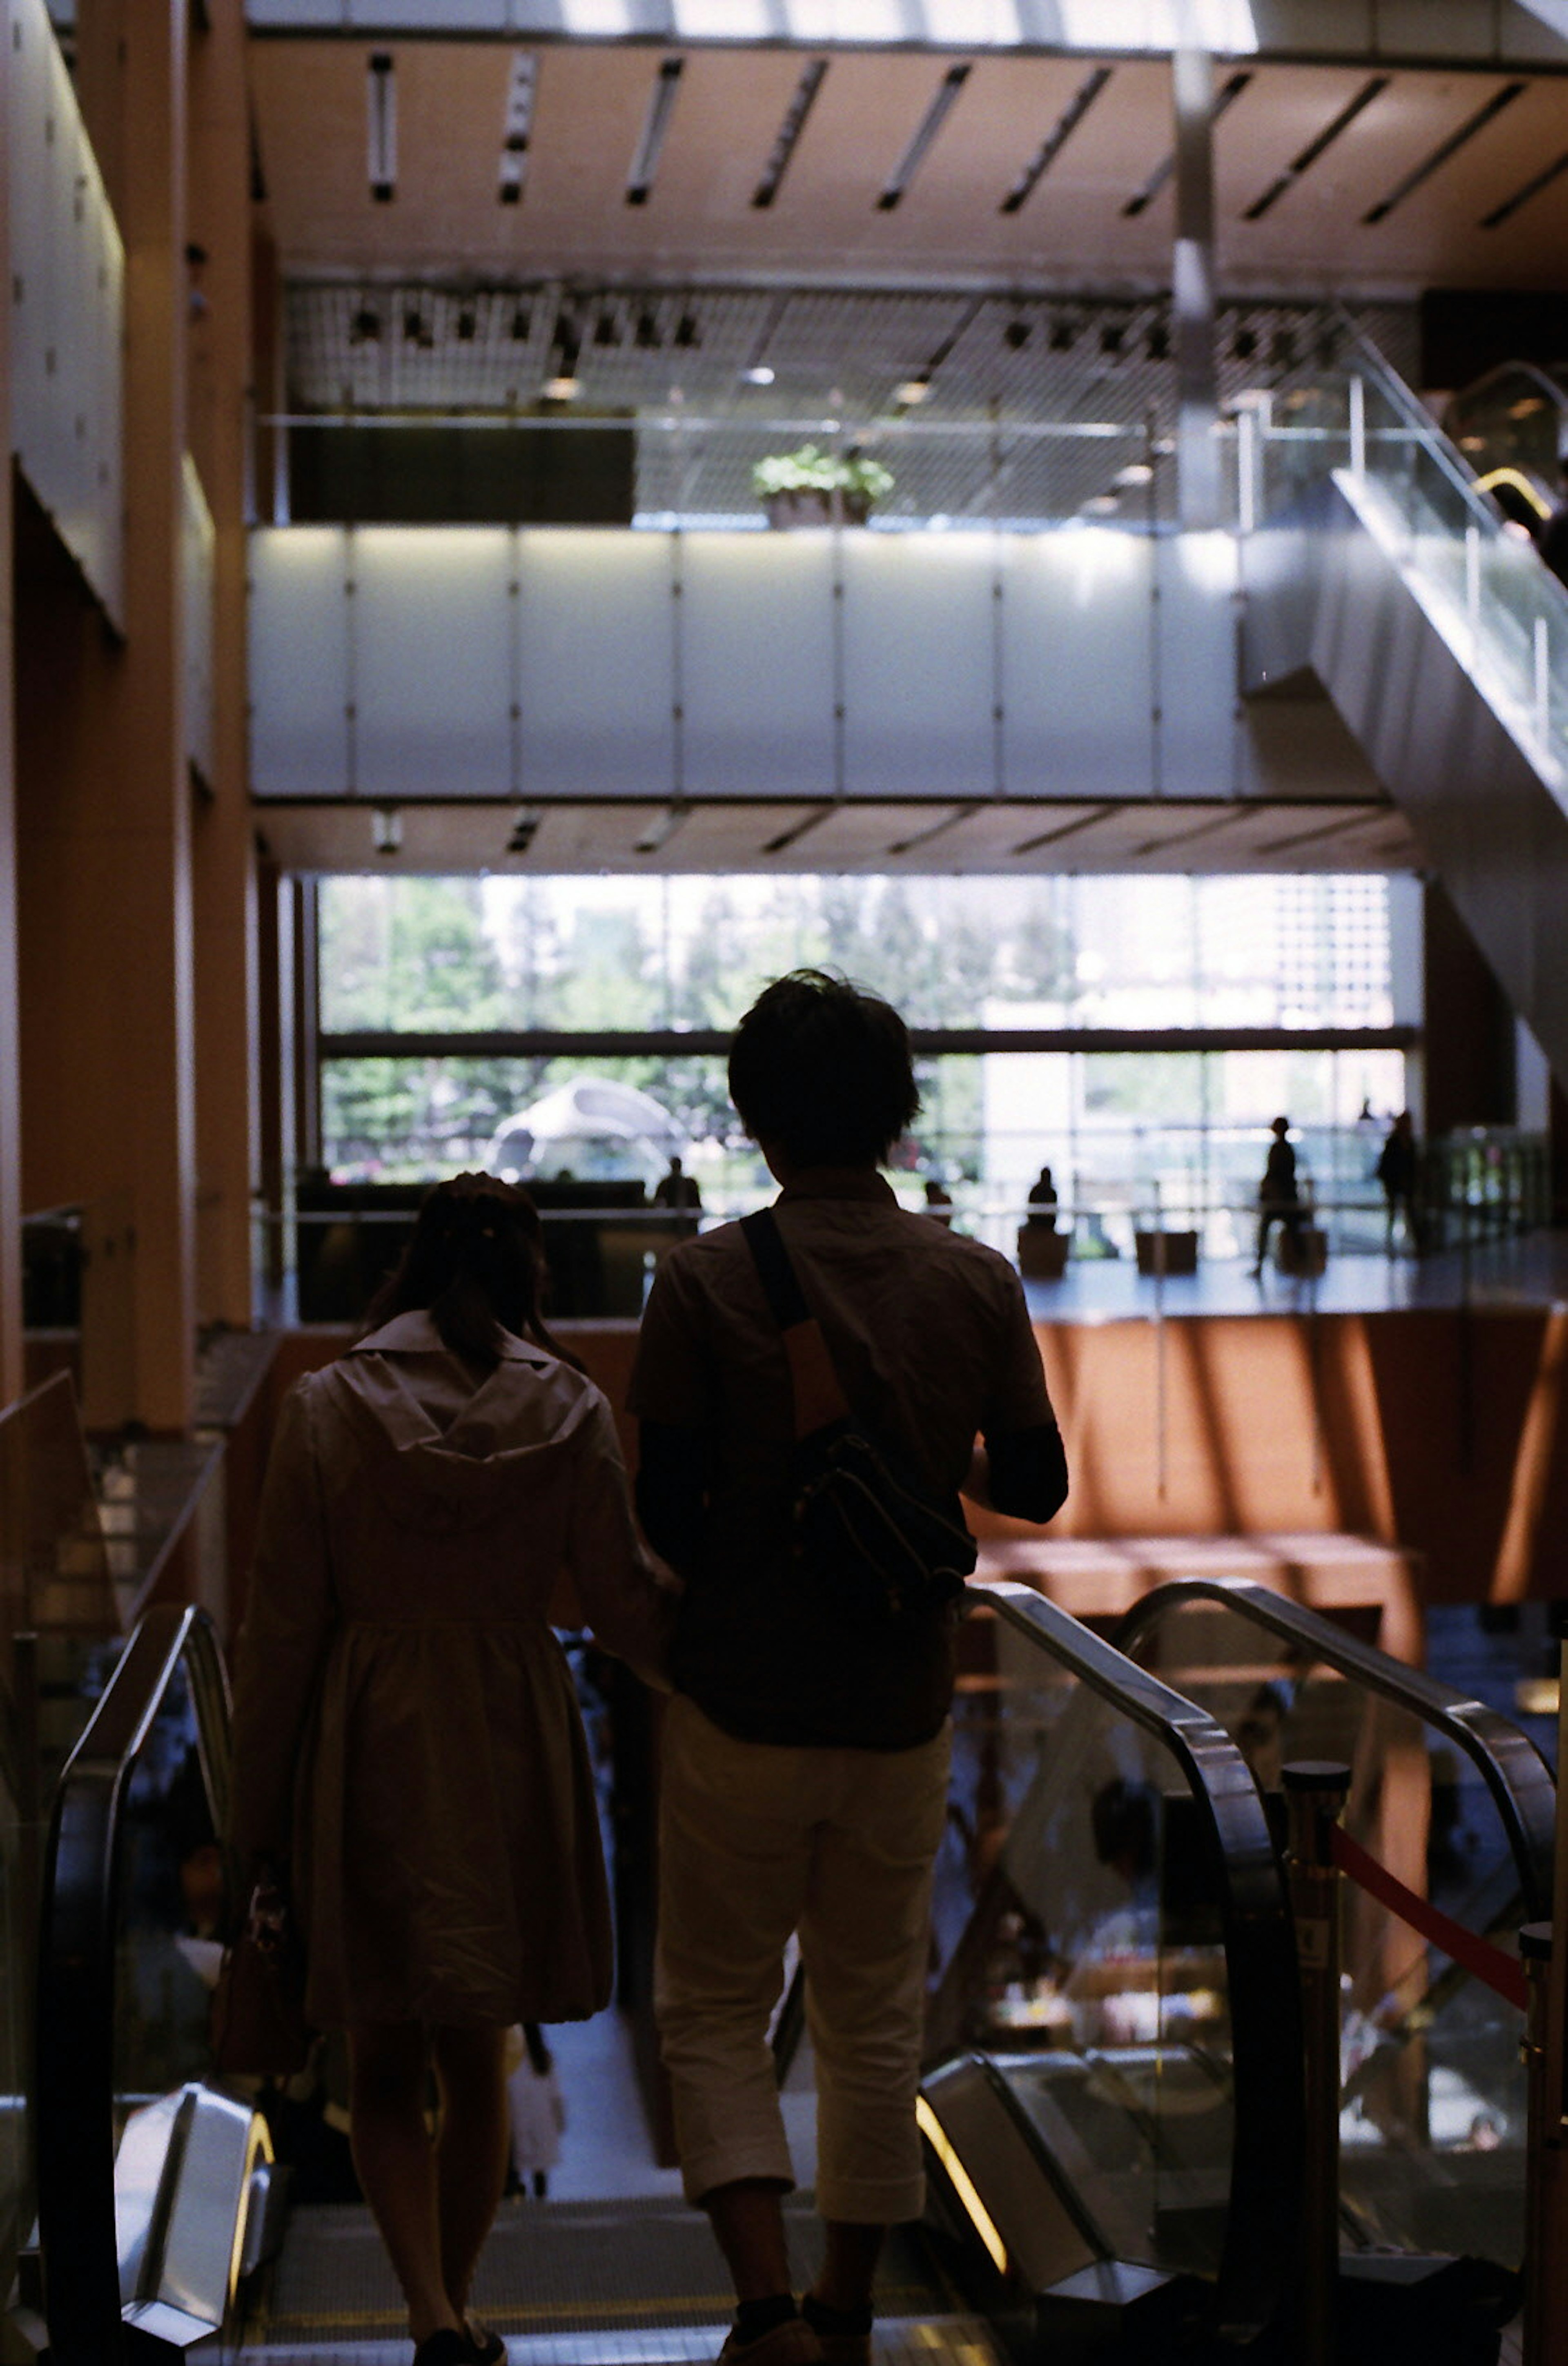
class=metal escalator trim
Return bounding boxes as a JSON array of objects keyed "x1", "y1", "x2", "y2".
[
  {"x1": 35, "y1": 1603, "x2": 236, "y2": 2366},
  {"x1": 972, "y1": 2052, "x2": 1117, "y2": 2264},
  {"x1": 915, "y1": 2093, "x2": 1009, "y2": 2273},
  {"x1": 1114, "y1": 1577, "x2": 1556, "y2": 1919},
  {"x1": 962, "y1": 1582, "x2": 1303, "y2": 2346}
]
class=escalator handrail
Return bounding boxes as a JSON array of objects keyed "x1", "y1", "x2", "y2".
[
  {"x1": 969, "y1": 1580, "x2": 1304, "y2": 2347},
  {"x1": 35, "y1": 1603, "x2": 233, "y2": 2366},
  {"x1": 1112, "y1": 1577, "x2": 1555, "y2": 1920},
  {"x1": 1443, "y1": 359, "x2": 1568, "y2": 438},
  {"x1": 1333, "y1": 318, "x2": 1533, "y2": 531}
]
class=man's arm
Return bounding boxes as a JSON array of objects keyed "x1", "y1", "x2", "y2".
[
  {"x1": 634, "y1": 1420, "x2": 709, "y2": 1577},
  {"x1": 964, "y1": 1423, "x2": 1068, "y2": 1523}
]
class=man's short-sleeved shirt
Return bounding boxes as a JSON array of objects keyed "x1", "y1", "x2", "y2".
[{"x1": 627, "y1": 1172, "x2": 1055, "y2": 1747}]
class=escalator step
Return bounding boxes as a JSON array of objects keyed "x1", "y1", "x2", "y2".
[
  {"x1": 239, "y1": 2313, "x2": 1004, "y2": 2366},
  {"x1": 249, "y1": 2198, "x2": 953, "y2": 2349}
]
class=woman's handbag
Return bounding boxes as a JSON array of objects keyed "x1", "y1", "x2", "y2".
[{"x1": 211, "y1": 1871, "x2": 312, "y2": 2079}]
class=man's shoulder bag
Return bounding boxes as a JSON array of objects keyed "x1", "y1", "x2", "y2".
[{"x1": 741, "y1": 1208, "x2": 976, "y2": 1629}]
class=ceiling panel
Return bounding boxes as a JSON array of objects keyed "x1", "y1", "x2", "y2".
[
  {"x1": 250, "y1": 42, "x2": 1568, "y2": 290},
  {"x1": 254, "y1": 794, "x2": 1419, "y2": 872}
]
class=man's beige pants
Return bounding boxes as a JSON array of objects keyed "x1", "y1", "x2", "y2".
[{"x1": 655, "y1": 1691, "x2": 952, "y2": 2224}]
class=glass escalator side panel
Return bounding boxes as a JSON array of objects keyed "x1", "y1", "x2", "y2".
[
  {"x1": 934, "y1": 1611, "x2": 1236, "y2": 2280},
  {"x1": 1123, "y1": 1595, "x2": 1529, "y2": 2271},
  {"x1": 111, "y1": 1656, "x2": 226, "y2": 2181}
]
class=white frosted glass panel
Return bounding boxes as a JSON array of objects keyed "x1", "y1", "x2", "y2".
[
  {"x1": 841, "y1": 534, "x2": 996, "y2": 800},
  {"x1": 1158, "y1": 533, "x2": 1240, "y2": 801},
  {"x1": 249, "y1": 530, "x2": 351, "y2": 798},
  {"x1": 682, "y1": 535, "x2": 835, "y2": 801},
  {"x1": 352, "y1": 529, "x2": 515, "y2": 801},
  {"x1": 9, "y1": 0, "x2": 123, "y2": 622},
  {"x1": 1002, "y1": 529, "x2": 1154, "y2": 800},
  {"x1": 518, "y1": 532, "x2": 675, "y2": 799}
]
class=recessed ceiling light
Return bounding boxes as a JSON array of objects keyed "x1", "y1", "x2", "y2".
[
  {"x1": 895, "y1": 378, "x2": 930, "y2": 406},
  {"x1": 1082, "y1": 493, "x2": 1119, "y2": 515},
  {"x1": 544, "y1": 373, "x2": 579, "y2": 401},
  {"x1": 743, "y1": 365, "x2": 775, "y2": 385},
  {"x1": 1114, "y1": 461, "x2": 1153, "y2": 487}
]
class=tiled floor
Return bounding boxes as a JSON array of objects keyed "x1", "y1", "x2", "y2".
[{"x1": 1019, "y1": 1231, "x2": 1568, "y2": 1323}]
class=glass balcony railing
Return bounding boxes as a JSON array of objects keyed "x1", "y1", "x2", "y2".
[{"x1": 1246, "y1": 333, "x2": 1568, "y2": 796}]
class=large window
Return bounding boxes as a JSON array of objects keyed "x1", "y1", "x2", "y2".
[{"x1": 315, "y1": 871, "x2": 1409, "y2": 1251}]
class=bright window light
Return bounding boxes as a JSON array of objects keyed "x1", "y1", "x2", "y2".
[
  {"x1": 559, "y1": 0, "x2": 633, "y2": 30},
  {"x1": 674, "y1": 0, "x2": 772, "y2": 32}
]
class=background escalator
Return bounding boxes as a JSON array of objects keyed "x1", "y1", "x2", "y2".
[
  {"x1": 917, "y1": 1582, "x2": 1303, "y2": 2359},
  {"x1": 1115, "y1": 1579, "x2": 1552, "y2": 2280}
]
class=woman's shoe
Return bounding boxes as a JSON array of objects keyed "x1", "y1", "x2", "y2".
[
  {"x1": 463, "y1": 2321, "x2": 507, "y2": 2364},
  {"x1": 414, "y1": 2333, "x2": 477, "y2": 2366}
]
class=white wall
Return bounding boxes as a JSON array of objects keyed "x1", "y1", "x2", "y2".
[
  {"x1": 9, "y1": 0, "x2": 124, "y2": 623},
  {"x1": 249, "y1": 523, "x2": 1290, "y2": 808}
]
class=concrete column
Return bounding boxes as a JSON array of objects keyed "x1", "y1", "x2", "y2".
[
  {"x1": 189, "y1": 0, "x2": 258, "y2": 1328},
  {"x1": 0, "y1": 18, "x2": 22, "y2": 1406},
  {"x1": 1172, "y1": 47, "x2": 1220, "y2": 532},
  {"x1": 18, "y1": 0, "x2": 196, "y2": 1430}
]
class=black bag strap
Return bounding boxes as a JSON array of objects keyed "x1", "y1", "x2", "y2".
[{"x1": 741, "y1": 1208, "x2": 812, "y2": 1331}]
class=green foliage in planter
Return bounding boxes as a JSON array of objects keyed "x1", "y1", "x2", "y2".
[{"x1": 752, "y1": 444, "x2": 895, "y2": 503}]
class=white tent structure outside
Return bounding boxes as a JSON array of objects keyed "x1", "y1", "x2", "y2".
[{"x1": 485, "y1": 1078, "x2": 684, "y2": 1184}]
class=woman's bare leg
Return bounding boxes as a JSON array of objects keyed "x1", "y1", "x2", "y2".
[
  {"x1": 348, "y1": 2021, "x2": 460, "y2": 2345},
  {"x1": 432, "y1": 2023, "x2": 511, "y2": 2325}
]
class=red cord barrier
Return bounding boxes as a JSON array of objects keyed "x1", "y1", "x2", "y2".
[{"x1": 1328, "y1": 1823, "x2": 1528, "y2": 2011}]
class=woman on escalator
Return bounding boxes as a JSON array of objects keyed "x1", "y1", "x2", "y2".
[{"x1": 227, "y1": 1172, "x2": 673, "y2": 2366}]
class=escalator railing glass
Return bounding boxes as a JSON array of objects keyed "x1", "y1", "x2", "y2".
[
  {"x1": 35, "y1": 1602, "x2": 252, "y2": 2365},
  {"x1": 928, "y1": 1581, "x2": 1301, "y2": 2346},
  {"x1": 1250, "y1": 330, "x2": 1568, "y2": 784},
  {"x1": 1114, "y1": 1579, "x2": 1551, "y2": 2273},
  {"x1": 1441, "y1": 362, "x2": 1568, "y2": 512}
]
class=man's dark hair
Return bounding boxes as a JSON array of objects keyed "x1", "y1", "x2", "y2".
[{"x1": 728, "y1": 970, "x2": 921, "y2": 1168}]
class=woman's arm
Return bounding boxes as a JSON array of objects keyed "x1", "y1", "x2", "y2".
[
  {"x1": 227, "y1": 1382, "x2": 338, "y2": 1870},
  {"x1": 565, "y1": 1398, "x2": 678, "y2": 1685}
]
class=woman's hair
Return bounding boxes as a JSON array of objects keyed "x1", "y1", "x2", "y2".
[
  {"x1": 728, "y1": 969, "x2": 920, "y2": 1169},
  {"x1": 361, "y1": 1172, "x2": 583, "y2": 1372}
]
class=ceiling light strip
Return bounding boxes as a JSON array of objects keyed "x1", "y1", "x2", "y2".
[
  {"x1": 498, "y1": 52, "x2": 537, "y2": 206},
  {"x1": 1123, "y1": 69, "x2": 1250, "y2": 219},
  {"x1": 366, "y1": 51, "x2": 396, "y2": 205},
  {"x1": 627, "y1": 57, "x2": 684, "y2": 207},
  {"x1": 762, "y1": 806, "x2": 835, "y2": 857},
  {"x1": 753, "y1": 60, "x2": 828, "y2": 209},
  {"x1": 1361, "y1": 80, "x2": 1526, "y2": 226},
  {"x1": 878, "y1": 63, "x2": 971, "y2": 213},
  {"x1": 1241, "y1": 73, "x2": 1389, "y2": 223},
  {"x1": 1481, "y1": 142, "x2": 1568, "y2": 230},
  {"x1": 886, "y1": 804, "x2": 979, "y2": 857},
  {"x1": 999, "y1": 65, "x2": 1111, "y2": 216}
]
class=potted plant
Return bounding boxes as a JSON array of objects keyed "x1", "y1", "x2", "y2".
[{"x1": 753, "y1": 443, "x2": 895, "y2": 528}]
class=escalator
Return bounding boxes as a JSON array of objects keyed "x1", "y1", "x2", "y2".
[
  {"x1": 25, "y1": 1580, "x2": 1549, "y2": 2363},
  {"x1": 1240, "y1": 331, "x2": 1568, "y2": 1085},
  {"x1": 1114, "y1": 1578, "x2": 1552, "y2": 2278}
]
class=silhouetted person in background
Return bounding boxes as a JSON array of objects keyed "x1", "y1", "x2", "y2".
[
  {"x1": 1026, "y1": 1167, "x2": 1059, "y2": 1231},
  {"x1": 924, "y1": 1176, "x2": 954, "y2": 1226},
  {"x1": 654, "y1": 1154, "x2": 703, "y2": 1238},
  {"x1": 1535, "y1": 460, "x2": 1568, "y2": 590},
  {"x1": 1252, "y1": 1116, "x2": 1305, "y2": 1277},
  {"x1": 1377, "y1": 1109, "x2": 1424, "y2": 1253}
]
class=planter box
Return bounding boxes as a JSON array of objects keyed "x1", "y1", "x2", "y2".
[
  {"x1": 1017, "y1": 1226, "x2": 1069, "y2": 1279},
  {"x1": 764, "y1": 488, "x2": 872, "y2": 529},
  {"x1": 1275, "y1": 1226, "x2": 1328, "y2": 1277},
  {"x1": 1134, "y1": 1229, "x2": 1198, "y2": 1277}
]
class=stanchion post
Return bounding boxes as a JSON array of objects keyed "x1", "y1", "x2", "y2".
[{"x1": 1283, "y1": 1759, "x2": 1351, "y2": 2366}]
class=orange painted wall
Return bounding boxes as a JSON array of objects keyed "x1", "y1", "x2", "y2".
[{"x1": 258, "y1": 1306, "x2": 1568, "y2": 1609}]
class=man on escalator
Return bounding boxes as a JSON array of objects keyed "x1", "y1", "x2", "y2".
[{"x1": 629, "y1": 969, "x2": 1069, "y2": 2366}]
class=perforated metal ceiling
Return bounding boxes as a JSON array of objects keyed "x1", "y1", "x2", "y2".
[{"x1": 283, "y1": 284, "x2": 1417, "y2": 521}]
